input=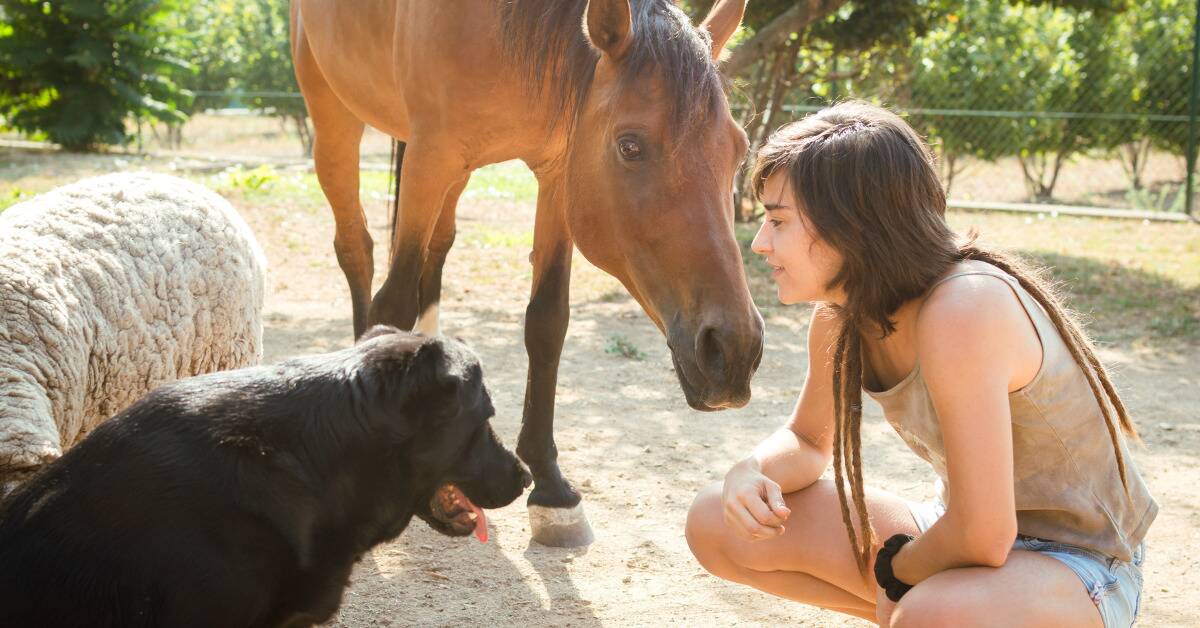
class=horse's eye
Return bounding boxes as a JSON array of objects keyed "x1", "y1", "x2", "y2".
[{"x1": 617, "y1": 136, "x2": 643, "y2": 161}]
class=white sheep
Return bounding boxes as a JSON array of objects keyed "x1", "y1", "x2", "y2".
[{"x1": 0, "y1": 172, "x2": 266, "y2": 488}]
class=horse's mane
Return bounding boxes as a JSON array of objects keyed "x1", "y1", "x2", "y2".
[{"x1": 498, "y1": 0, "x2": 724, "y2": 135}]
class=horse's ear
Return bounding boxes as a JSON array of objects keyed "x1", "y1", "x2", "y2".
[
  {"x1": 700, "y1": 0, "x2": 747, "y2": 62},
  {"x1": 585, "y1": 0, "x2": 633, "y2": 61}
]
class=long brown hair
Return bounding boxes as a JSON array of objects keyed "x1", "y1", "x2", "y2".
[{"x1": 750, "y1": 100, "x2": 1139, "y2": 575}]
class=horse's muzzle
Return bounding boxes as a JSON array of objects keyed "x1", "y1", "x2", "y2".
[{"x1": 668, "y1": 310, "x2": 764, "y2": 411}]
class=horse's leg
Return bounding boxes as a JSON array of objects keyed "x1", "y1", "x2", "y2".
[
  {"x1": 414, "y1": 176, "x2": 467, "y2": 336},
  {"x1": 294, "y1": 35, "x2": 372, "y2": 338},
  {"x1": 368, "y1": 142, "x2": 467, "y2": 332},
  {"x1": 519, "y1": 172, "x2": 594, "y2": 547}
]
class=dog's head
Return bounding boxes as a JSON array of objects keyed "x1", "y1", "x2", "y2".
[{"x1": 356, "y1": 326, "x2": 531, "y2": 542}]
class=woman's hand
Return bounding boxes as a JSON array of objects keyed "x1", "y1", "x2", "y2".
[{"x1": 721, "y1": 458, "x2": 792, "y2": 541}]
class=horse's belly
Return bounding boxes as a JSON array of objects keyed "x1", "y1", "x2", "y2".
[{"x1": 295, "y1": 0, "x2": 411, "y2": 139}]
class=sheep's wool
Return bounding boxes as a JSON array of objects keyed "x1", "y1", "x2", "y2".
[{"x1": 0, "y1": 172, "x2": 266, "y2": 477}]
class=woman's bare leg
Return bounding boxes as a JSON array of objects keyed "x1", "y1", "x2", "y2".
[
  {"x1": 891, "y1": 551, "x2": 1103, "y2": 628},
  {"x1": 686, "y1": 479, "x2": 918, "y2": 620},
  {"x1": 687, "y1": 479, "x2": 1106, "y2": 627}
]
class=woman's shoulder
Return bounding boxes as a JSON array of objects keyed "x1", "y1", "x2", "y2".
[
  {"x1": 922, "y1": 258, "x2": 1018, "y2": 307},
  {"x1": 914, "y1": 261, "x2": 1042, "y2": 385},
  {"x1": 919, "y1": 263, "x2": 1027, "y2": 334},
  {"x1": 921, "y1": 259, "x2": 1036, "y2": 338}
]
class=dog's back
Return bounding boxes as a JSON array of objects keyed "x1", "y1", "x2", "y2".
[
  {"x1": 0, "y1": 354, "x2": 375, "y2": 627},
  {"x1": 0, "y1": 380, "x2": 299, "y2": 627},
  {"x1": 0, "y1": 332, "x2": 527, "y2": 628}
]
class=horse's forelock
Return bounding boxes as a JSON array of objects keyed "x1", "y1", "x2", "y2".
[
  {"x1": 500, "y1": 0, "x2": 725, "y2": 138},
  {"x1": 621, "y1": 1, "x2": 725, "y2": 138}
]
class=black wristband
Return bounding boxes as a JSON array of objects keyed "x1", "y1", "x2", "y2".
[{"x1": 873, "y1": 533, "x2": 915, "y2": 603}]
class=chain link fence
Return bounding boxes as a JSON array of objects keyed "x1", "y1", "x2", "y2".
[
  {"x1": 2, "y1": 1, "x2": 1196, "y2": 219},
  {"x1": 126, "y1": 91, "x2": 400, "y2": 164},
  {"x1": 763, "y1": 0, "x2": 1199, "y2": 219}
]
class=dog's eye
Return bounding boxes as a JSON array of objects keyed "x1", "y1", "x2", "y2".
[{"x1": 617, "y1": 136, "x2": 643, "y2": 161}]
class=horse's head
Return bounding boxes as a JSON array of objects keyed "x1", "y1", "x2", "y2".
[{"x1": 564, "y1": 0, "x2": 762, "y2": 411}]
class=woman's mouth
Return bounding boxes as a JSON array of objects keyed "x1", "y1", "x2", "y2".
[{"x1": 770, "y1": 264, "x2": 784, "y2": 277}]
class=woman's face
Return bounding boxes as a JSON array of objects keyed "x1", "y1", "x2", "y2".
[{"x1": 751, "y1": 173, "x2": 844, "y2": 305}]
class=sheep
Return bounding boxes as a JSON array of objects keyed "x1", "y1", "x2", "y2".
[{"x1": 0, "y1": 172, "x2": 267, "y2": 490}]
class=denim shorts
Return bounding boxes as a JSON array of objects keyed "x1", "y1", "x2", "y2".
[{"x1": 908, "y1": 500, "x2": 1145, "y2": 627}]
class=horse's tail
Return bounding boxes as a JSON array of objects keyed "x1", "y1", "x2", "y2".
[{"x1": 388, "y1": 139, "x2": 406, "y2": 256}]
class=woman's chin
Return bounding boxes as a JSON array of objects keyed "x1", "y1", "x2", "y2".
[{"x1": 775, "y1": 286, "x2": 818, "y2": 306}]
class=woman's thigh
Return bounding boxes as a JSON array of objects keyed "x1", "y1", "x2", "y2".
[
  {"x1": 892, "y1": 549, "x2": 1104, "y2": 628},
  {"x1": 688, "y1": 478, "x2": 919, "y2": 603}
]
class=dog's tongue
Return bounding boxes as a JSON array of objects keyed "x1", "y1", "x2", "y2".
[
  {"x1": 451, "y1": 485, "x2": 488, "y2": 543},
  {"x1": 470, "y1": 500, "x2": 488, "y2": 544}
]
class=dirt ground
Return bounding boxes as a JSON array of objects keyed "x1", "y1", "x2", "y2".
[
  {"x1": 4, "y1": 150, "x2": 1199, "y2": 626},
  {"x1": 241, "y1": 186, "x2": 1198, "y2": 627}
]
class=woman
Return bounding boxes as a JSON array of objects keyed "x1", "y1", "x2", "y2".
[{"x1": 685, "y1": 101, "x2": 1155, "y2": 627}]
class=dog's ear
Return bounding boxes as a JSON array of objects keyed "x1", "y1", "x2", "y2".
[
  {"x1": 407, "y1": 337, "x2": 484, "y2": 422},
  {"x1": 358, "y1": 324, "x2": 403, "y2": 343}
]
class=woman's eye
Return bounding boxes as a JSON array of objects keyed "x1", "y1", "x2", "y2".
[
  {"x1": 617, "y1": 137, "x2": 643, "y2": 161},
  {"x1": 768, "y1": 219, "x2": 782, "y2": 228}
]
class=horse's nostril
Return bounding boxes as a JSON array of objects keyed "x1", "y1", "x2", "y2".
[{"x1": 696, "y1": 325, "x2": 726, "y2": 382}]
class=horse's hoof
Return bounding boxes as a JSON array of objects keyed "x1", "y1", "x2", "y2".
[{"x1": 528, "y1": 502, "x2": 594, "y2": 547}]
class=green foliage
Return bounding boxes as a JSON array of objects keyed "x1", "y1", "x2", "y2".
[
  {"x1": 686, "y1": 0, "x2": 935, "y2": 53},
  {"x1": 164, "y1": 0, "x2": 308, "y2": 152},
  {"x1": 684, "y1": 0, "x2": 799, "y2": 31},
  {"x1": 162, "y1": 1, "x2": 242, "y2": 113},
  {"x1": 0, "y1": 185, "x2": 29, "y2": 212},
  {"x1": 842, "y1": 0, "x2": 1190, "y2": 200},
  {"x1": 235, "y1": 0, "x2": 305, "y2": 119},
  {"x1": 1128, "y1": 0, "x2": 1194, "y2": 156},
  {"x1": 904, "y1": 2, "x2": 1083, "y2": 197},
  {"x1": 216, "y1": 164, "x2": 280, "y2": 193},
  {"x1": 0, "y1": 0, "x2": 188, "y2": 150},
  {"x1": 812, "y1": 0, "x2": 936, "y2": 53},
  {"x1": 605, "y1": 335, "x2": 647, "y2": 361}
]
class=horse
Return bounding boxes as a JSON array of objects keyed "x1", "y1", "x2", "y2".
[{"x1": 291, "y1": 0, "x2": 763, "y2": 547}]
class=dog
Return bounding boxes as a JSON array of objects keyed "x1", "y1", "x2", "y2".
[{"x1": 0, "y1": 326, "x2": 530, "y2": 628}]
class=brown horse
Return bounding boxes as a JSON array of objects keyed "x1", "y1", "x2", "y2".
[{"x1": 292, "y1": 0, "x2": 763, "y2": 546}]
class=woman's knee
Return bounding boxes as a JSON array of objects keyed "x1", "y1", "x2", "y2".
[{"x1": 685, "y1": 482, "x2": 737, "y2": 577}]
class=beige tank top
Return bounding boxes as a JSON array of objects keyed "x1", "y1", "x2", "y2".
[{"x1": 863, "y1": 262, "x2": 1157, "y2": 561}]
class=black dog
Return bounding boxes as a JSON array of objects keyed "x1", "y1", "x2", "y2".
[{"x1": 0, "y1": 326, "x2": 529, "y2": 628}]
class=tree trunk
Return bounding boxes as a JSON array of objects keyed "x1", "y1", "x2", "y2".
[
  {"x1": 941, "y1": 151, "x2": 962, "y2": 198},
  {"x1": 735, "y1": 39, "x2": 803, "y2": 221},
  {"x1": 1119, "y1": 139, "x2": 1151, "y2": 191},
  {"x1": 722, "y1": 0, "x2": 850, "y2": 77}
]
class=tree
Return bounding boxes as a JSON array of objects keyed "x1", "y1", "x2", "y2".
[
  {"x1": 161, "y1": 0, "x2": 310, "y2": 155},
  {"x1": 872, "y1": 0, "x2": 1134, "y2": 200},
  {"x1": 721, "y1": 0, "x2": 852, "y2": 77},
  {"x1": 908, "y1": 1, "x2": 1083, "y2": 200},
  {"x1": 686, "y1": 0, "x2": 1144, "y2": 206},
  {"x1": 1130, "y1": 0, "x2": 1193, "y2": 160},
  {"x1": 235, "y1": 0, "x2": 311, "y2": 155},
  {"x1": 688, "y1": 0, "x2": 938, "y2": 218},
  {"x1": 0, "y1": 0, "x2": 187, "y2": 150},
  {"x1": 906, "y1": 3, "x2": 1026, "y2": 193},
  {"x1": 154, "y1": 0, "x2": 242, "y2": 148}
]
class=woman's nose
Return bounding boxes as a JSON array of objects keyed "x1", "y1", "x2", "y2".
[{"x1": 750, "y1": 222, "x2": 771, "y2": 255}]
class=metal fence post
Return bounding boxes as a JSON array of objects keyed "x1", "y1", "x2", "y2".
[{"x1": 1186, "y1": 0, "x2": 1200, "y2": 218}]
